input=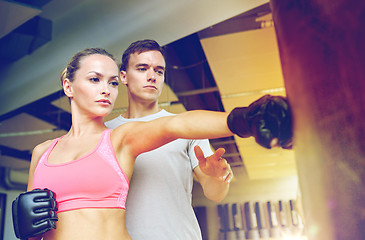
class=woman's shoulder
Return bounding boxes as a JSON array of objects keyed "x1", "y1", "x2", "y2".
[
  {"x1": 110, "y1": 121, "x2": 140, "y2": 139},
  {"x1": 28, "y1": 138, "x2": 57, "y2": 174},
  {"x1": 32, "y1": 139, "x2": 56, "y2": 157}
]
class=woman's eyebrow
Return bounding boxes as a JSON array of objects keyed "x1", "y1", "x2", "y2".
[{"x1": 88, "y1": 71, "x2": 103, "y2": 76}]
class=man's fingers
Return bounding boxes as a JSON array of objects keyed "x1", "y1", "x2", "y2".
[
  {"x1": 214, "y1": 148, "x2": 226, "y2": 160},
  {"x1": 218, "y1": 158, "x2": 228, "y2": 170},
  {"x1": 195, "y1": 146, "x2": 233, "y2": 182},
  {"x1": 221, "y1": 167, "x2": 234, "y2": 184},
  {"x1": 222, "y1": 170, "x2": 229, "y2": 180},
  {"x1": 225, "y1": 172, "x2": 233, "y2": 183},
  {"x1": 194, "y1": 146, "x2": 206, "y2": 165},
  {"x1": 225, "y1": 164, "x2": 234, "y2": 182}
]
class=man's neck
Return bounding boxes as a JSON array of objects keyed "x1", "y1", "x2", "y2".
[{"x1": 122, "y1": 101, "x2": 161, "y2": 119}]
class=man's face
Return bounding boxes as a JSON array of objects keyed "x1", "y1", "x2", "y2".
[{"x1": 121, "y1": 50, "x2": 166, "y2": 103}]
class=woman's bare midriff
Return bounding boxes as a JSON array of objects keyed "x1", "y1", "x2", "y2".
[{"x1": 42, "y1": 208, "x2": 131, "y2": 240}]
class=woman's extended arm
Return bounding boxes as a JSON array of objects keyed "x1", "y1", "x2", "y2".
[
  {"x1": 114, "y1": 110, "x2": 232, "y2": 159},
  {"x1": 114, "y1": 95, "x2": 293, "y2": 160}
]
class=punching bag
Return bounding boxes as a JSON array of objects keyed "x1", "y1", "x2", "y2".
[{"x1": 270, "y1": 0, "x2": 365, "y2": 239}]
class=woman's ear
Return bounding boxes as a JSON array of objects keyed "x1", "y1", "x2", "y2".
[
  {"x1": 63, "y1": 78, "x2": 73, "y2": 98},
  {"x1": 120, "y1": 71, "x2": 128, "y2": 86}
]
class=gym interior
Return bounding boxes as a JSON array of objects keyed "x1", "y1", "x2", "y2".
[{"x1": 0, "y1": 0, "x2": 363, "y2": 239}]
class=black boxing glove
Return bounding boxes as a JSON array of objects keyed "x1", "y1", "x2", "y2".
[
  {"x1": 12, "y1": 188, "x2": 58, "y2": 239},
  {"x1": 227, "y1": 94, "x2": 293, "y2": 149}
]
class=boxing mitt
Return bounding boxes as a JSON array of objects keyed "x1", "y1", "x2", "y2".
[
  {"x1": 12, "y1": 188, "x2": 58, "y2": 239},
  {"x1": 227, "y1": 94, "x2": 293, "y2": 149}
]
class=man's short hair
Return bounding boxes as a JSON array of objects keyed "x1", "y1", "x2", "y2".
[{"x1": 120, "y1": 39, "x2": 165, "y2": 71}]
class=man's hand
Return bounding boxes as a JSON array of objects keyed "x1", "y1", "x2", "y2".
[{"x1": 194, "y1": 146, "x2": 233, "y2": 184}]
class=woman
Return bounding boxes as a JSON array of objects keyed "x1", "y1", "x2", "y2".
[{"x1": 14, "y1": 48, "x2": 291, "y2": 240}]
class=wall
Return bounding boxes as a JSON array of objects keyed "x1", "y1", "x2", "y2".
[
  {"x1": 0, "y1": 187, "x2": 23, "y2": 240},
  {"x1": 193, "y1": 169, "x2": 299, "y2": 240}
]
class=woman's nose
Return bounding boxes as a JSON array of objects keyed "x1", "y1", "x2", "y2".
[
  {"x1": 101, "y1": 90, "x2": 110, "y2": 96},
  {"x1": 101, "y1": 83, "x2": 111, "y2": 95}
]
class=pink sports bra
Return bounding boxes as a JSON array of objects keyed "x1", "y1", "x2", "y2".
[{"x1": 32, "y1": 129, "x2": 129, "y2": 213}]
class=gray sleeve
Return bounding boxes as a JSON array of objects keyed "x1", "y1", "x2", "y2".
[
  {"x1": 188, "y1": 139, "x2": 214, "y2": 169},
  {"x1": 105, "y1": 118, "x2": 122, "y2": 129}
]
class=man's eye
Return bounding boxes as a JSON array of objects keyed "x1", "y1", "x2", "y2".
[
  {"x1": 138, "y1": 67, "x2": 147, "y2": 72},
  {"x1": 157, "y1": 70, "x2": 164, "y2": 75}
]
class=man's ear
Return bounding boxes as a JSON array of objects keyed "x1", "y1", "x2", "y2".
[
  {"x1": 63, "y1": 78, "x2": 73, "y2": 98},
  {"x1": 120, "y1": 71, "x2": 128, "y2": 86}
]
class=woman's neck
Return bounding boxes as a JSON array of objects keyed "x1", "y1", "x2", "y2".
[{"x1": 69, "y1": 112, "x2": 107, "y2": 137}]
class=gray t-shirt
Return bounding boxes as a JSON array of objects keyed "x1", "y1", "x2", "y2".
[{"x1": 105, "y1": 110, "x2": 213, "y2": 240}]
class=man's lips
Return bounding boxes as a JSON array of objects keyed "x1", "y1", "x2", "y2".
[{"x1": 143, "y1": 85, "x2": 157, "y2": 90}]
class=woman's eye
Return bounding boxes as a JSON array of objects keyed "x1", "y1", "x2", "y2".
[
  {"x1": 110, "y1": 81, "x2": 119, "y2": 87},
  {"x1": 90, "y1": 77, "x2": 99, "y2": 82}
]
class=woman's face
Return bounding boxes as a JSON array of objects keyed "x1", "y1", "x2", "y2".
[{"x1": 65, "y1": 54, "x2": 120, "y2": 118}]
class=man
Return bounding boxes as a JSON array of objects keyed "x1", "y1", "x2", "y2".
[{"x1": 106, "y1": 39, "x2": 234, "y2": 239}]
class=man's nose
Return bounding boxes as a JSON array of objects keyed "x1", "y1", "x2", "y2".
[{"x1": 147, "y1": 69, "x2": 156, "y2": 83}]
